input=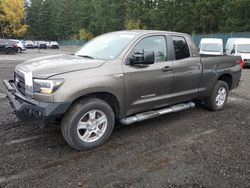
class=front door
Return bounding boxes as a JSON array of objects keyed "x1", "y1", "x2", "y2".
[{"x1": 123, "y1": 35, "x2": 174, "y2": 116}]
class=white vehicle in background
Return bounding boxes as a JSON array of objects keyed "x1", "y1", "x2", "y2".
[
  {"x1": 33, "y1": 41, "x2": 39, "y2": 48},
  {"x1": 45, "y1": 41, "x2": 50, "y2": 48},
  {"x1": 25, "y1": 40, "x2": 35, "y2": 49},
  {"x1": 199, "y1": 38, "x2": 224, "y2": 55},
  {"x1": 38, "y1": 41, "x2": 47, "y2": 49},
  {"x1": 226, "y1": 38, "x2": 250, "y2": 67},
  {"x1": 48, "y1": 41, "x2": 60, "y2": 49}
]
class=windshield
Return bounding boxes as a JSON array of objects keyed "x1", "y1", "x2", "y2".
[
  {"x1": 75, "y1": 33, "x2": 136, "y2": 60},
  {"x1": 201, "y1": 43, "x2": 222, "y2": 52},
  {"x1": 237, "y1": 44, "x2": 250, "y2": 53}
]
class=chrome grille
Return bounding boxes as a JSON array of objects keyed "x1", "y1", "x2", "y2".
[{"x1": 14, "y1": 72, "x2": 25, "y2": 95}]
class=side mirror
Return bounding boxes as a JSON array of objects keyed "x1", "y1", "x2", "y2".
[
  {"x1": 130, "y1": 50, "x2": 155, "y2": 65},
  {"x1": 231, "y1": 49, "x2": 235, "y2": 54}
]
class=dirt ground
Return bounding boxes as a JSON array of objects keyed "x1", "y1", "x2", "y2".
[{"x1": 0, "y1": 49, "x2": 249, "y2": 188}]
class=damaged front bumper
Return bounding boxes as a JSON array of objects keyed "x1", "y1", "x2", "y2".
[{"x1": 3, "y1": 79, "x2": 70, "y2": 128}]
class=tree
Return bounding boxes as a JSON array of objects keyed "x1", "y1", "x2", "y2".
[
  {"x1": 193, "y1": 0, "x2": 226, "y2": 34},
  {"x1": 0, "y1": 0, "x2": 28, "y2": 38},
  {"x1": 25, "y1": 0, "x2": 250, "y2": 40},
  {"x1": 71, "y1": 28, "x2": 94, "y2": 40},
  {"x1": 125, "y1": 19, "x2": 141, "y2": 30},
  {"x1": 223, "y1": 0, "x2": 250, "y2": 32}
]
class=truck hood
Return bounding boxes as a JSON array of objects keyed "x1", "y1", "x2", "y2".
[{"x1": 16, "y1": 54, "x2": 105, "y2": 78}]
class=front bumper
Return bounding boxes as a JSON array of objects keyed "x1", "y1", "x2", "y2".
[{"x1": 3, "y1": 80, "x2": 71, "y2": 128}]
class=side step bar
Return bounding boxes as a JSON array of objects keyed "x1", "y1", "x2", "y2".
[{"x1": 120, "y1": 102, "x2": 195, "y2": 125}]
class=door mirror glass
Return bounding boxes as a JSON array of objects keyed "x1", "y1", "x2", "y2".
[{"x1": 130, "y1": 50, "x2": 155, "y2": 65}]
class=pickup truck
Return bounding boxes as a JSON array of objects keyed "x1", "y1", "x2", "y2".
[{"x1": 4, "y1": 30, "x2": 243, "y2": 150}]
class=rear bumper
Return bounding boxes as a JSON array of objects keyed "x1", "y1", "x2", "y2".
[{"x1": 3, "y1": 80, "x2": 70, "y2": 128}]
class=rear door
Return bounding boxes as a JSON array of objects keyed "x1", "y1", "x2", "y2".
[
  {"x1": 170, "y1": 35, "x2": 202, "y2": 103},
  {"x1": 123, "y1": 35, "x2": 174, "y2": 116}
]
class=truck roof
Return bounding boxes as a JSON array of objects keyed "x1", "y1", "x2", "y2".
[{"x1": 111, "y1": 30, "x2": 190, "y2": 37}]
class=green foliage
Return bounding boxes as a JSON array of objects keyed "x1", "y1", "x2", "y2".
[
  {"x1": 0, "y1": 0, "x2": 28, "y2": 38},
  {"x1": 25, "y1": 0, "x2": 250, "y2": 40},
  {"x1": 72, "y1": 28, "x2": 94, "y2": 40},
  {"x1": 125, "y1": 20, "x2": 142, "y2": 30}
]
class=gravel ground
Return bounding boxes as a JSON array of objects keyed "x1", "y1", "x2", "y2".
[{"x1": 0, "y1": 51, "x2": 249, "y2": 188}]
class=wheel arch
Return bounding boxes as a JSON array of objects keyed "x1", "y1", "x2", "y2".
[
  {"x1": 217, "y1": 73, "x2": 233, "y2": 90},
  {"x1": 70, "y1": 92, "x2": 122, "y2": 120}
]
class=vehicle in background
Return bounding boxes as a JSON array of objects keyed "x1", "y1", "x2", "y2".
[
  {"x1": 226, "y1": 38, "x2": 250, "y2": 67},
  {"x1": 33, "y1": 41, "x2": 38, "y2": 48},
  {"x1": 48, "y1": 41, "x2": 59, "y2": 49},
  {"x1": 45, "y1": 41, "x2": 50, "y2": 48},
  {"x1": 199, "y1": 38, "x2": 224, "y2": 55},
  {"x1": 4, "y1": 30, "x2": 242, "y2": 150},
  {"x1": 25, "y1": 40, "x2": 35, "y2": 49},
  {"x1": 0, "y1": 39, "x2": 18, "y2": 54},
  {"x1": 7, "y1": 40, "x2": 20, "y2": 53},
  {"x1": 11, "y1": 40, "x2": 26, "y2": 53},
  {"x1": 38, "y1": 41, "x2": 47, "y2": 49}
]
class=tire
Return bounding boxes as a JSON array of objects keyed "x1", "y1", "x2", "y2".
[
  {"x1": 61, "y1": 98, "x2": 115, "y2": 150},
  {"x1": 205, "y1": 80, "x2": 229, "y2": 111},
  {"x1": 18, "y1": 48, "x2": 22, "y2": 53},
  {"x1": 6, "y1": 48, "x2": 15, "y2": 55}
]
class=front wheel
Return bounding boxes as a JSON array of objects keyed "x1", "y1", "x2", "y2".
[
  {"x1": 61, "y1": 98, "x2": 115, "y2": 150},
  {"x1": 6, "y1": 48, "x2": 15, "y2": 55},
  {"x1": 205, "y1": 80, "x2": 229, "y2": 111}
]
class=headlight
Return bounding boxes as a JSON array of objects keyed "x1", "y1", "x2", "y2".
[{"x1": 33, "y1": 79, "x2": 64, "y2": 95}]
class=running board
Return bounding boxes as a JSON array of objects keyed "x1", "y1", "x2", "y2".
[{"x1": 120, "y1": 102, "x2": 195, "y2": 125}]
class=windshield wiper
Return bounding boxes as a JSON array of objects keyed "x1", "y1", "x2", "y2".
[{"x1": 76, "y1": 54, "x2": 95, "y2": 59}]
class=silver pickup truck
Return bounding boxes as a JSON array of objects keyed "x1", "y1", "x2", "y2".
[{"x1": 4, "y1": 30, "x2": 243, "y2": 150}]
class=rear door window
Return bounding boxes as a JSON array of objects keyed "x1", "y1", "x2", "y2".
[{"x1": 172, "y1": 36, "x2": 190, "y2": 60}]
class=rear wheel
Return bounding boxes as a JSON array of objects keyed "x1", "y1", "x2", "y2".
[
  {"x1": 205, "y1": 80, "x2": 229, "y2": 111},
  {"x1": 61, "y1": 98, "x2": 115, "y2": 150}
]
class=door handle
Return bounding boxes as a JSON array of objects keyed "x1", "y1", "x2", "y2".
[{"x1": 162, "y1": 66, "x2": 172, "y2": 72}]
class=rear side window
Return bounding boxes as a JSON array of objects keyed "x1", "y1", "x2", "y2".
[{"x1": 172, "y1": 36, "x2": 190, "y2": 60}]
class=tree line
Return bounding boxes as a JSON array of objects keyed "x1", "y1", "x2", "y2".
[{"x1": 1, "y1": 0, "x2": 250, "y2": 40}]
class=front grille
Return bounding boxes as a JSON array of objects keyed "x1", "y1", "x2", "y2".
[{"x1": 14, "y1": 72, "x2": 25, "y2": 96}]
